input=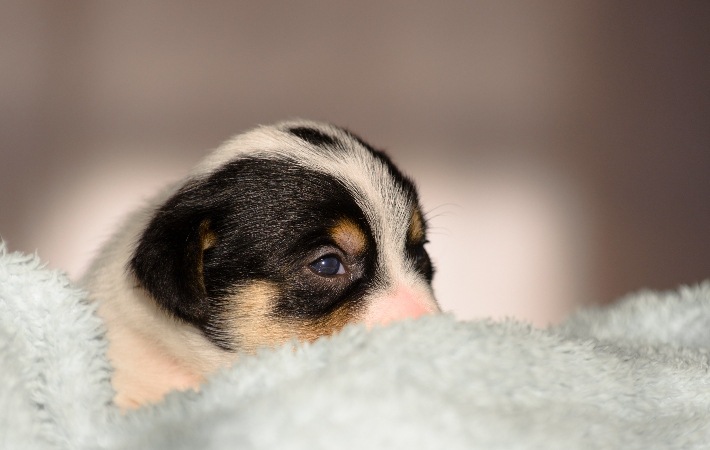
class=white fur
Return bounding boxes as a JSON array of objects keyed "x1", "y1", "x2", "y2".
[{"x1": 81, "y1": 198, "x2": 235, "y2": 408}]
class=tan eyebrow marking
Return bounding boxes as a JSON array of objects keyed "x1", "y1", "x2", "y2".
[
  {"x1": 329, "y1": 219, "x2": 367, "y2": 255},
  {"x1": 408, "y1": 208, "x2": 426, "y2": 243}
]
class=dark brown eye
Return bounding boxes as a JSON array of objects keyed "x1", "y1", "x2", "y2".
[
  {"x1": 413, "y1": 244, "x2": 427, "y2": 265},
  {"x1": 309, "y1": 255, "x2": 345, "y2": 276},
  {"x1": 410, "y1": 241, "x2": 430, "y2": 265}
]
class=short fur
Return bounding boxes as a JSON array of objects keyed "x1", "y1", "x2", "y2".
[{"x1": 82, "y1": 120, "x2": 439, "y2": 409}]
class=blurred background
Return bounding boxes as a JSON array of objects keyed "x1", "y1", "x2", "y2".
[{"x1": 1, "y1": 1, "x2": 708, "y2": 326}]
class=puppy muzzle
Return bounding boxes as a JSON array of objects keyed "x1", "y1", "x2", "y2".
[{"x1": 363, "y1": 285, "x2": 440, "y2": 327}]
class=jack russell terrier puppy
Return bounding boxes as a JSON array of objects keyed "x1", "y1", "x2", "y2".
[{"x1": 82, "y1": 120, "x2": 440, "y2": 409}]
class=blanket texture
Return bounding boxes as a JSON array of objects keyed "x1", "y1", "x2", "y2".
[{"x1": 1, "y1": 242, "x2": 709, "y2": 449}]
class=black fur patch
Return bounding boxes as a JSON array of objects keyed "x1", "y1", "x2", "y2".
[
  {"x1": 288, "y1": 126, "x2": 339, "y2": 147},
  {"x1": 130, "y1": 130, "x2": 432, "y2": 350},
  {"x1": 130, "y1": 158, "x2": 383, "y2": 349}
]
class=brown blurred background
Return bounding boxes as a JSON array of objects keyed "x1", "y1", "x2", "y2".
[{"x1": 1, "y1": 1, "x2": 708, "y2": 325}]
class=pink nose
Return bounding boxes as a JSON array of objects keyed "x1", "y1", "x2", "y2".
[{"x1": 363, "y1": 287, "x2": 438, "y2": 327}]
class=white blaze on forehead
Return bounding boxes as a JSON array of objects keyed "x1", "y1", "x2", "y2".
[{"x1": 191, "y1": 120, "x2": 416, "y2": 287}]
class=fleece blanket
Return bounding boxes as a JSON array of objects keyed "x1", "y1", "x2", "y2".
[{"x1": 1, "y1": 243, "x2": 710, "y2": 449}]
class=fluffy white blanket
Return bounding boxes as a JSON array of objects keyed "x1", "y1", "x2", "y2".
[{"x1": 1, "y1": 242, "x2": 709, "y2": 449}]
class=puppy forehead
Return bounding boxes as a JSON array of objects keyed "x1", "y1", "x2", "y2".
[
  {"x1": 191, "y1": 120, "x2": 424, "y2": 286},
  {"x1": 200, "y1": 157, "x2": 365, "y2": 231},
  {"x1": 192, "y1": 120, "x2": 414, "y2": 196},
  {"x1": 193, "y1": 120, "x2": 418, "y2": 222}
]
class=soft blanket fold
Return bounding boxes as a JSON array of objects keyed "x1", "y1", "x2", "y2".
[{"x1": 1, "y1": 243, "x2": 709, "y2": 449}]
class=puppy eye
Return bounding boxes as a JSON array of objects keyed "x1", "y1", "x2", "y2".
[
  {"x1": 408, "y1": 241, "x2": 434, "y2": 282},
  {"x1": 414, "y1": 244, "x2": 428, "y2": 265},
  {"x1": 309, "y1": 255, "x2": 346, "y2": 276}
]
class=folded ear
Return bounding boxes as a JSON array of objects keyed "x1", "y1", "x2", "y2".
[{"x1": 130, "y1": 193, "x2": 217, "y2": 326}]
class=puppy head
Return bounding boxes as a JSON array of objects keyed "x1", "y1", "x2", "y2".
[{"x1": 130, "y1": 120, "x2": 438, "y2": 353}]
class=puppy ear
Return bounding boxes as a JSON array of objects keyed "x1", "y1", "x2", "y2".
[{"x1": 130, "y1": 199, "x2": 217, "y2": 326}]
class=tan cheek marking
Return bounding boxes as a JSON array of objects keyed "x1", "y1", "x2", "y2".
[
  {"x1": 226, "y1": 281, "x2": 290, "y2": 353},
  {"x1": 330, "y1": 219, "x2": 367, "y2": 255},
  {"x1": 292, "y1": 302, "x2": 359, "y2": 342},
  {"x1": 226, "y1": 281, "x2": 360, "y2": 353},
  {"x1": 408, "y1": 208, "x2": 426, "y2": 243}
]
